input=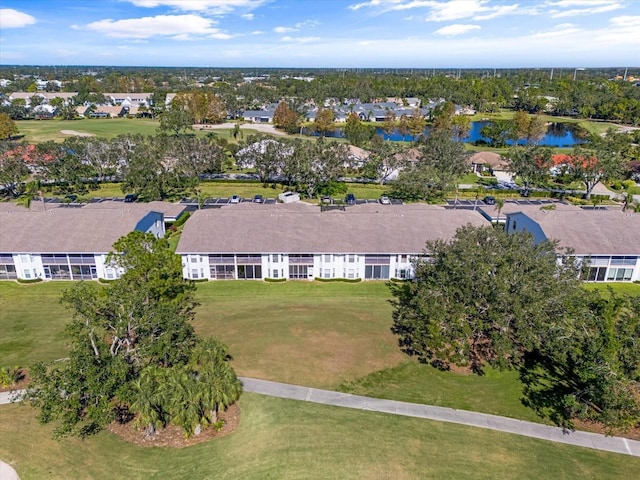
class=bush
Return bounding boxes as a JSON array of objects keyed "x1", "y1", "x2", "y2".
[
  {"x1": 0, "y1": 366, "x2": 23, "y2": 388},
  {"x1": 264, "y1": 277, "x2": 286, "y2": 283},
  {"x1": 16, "y1": 278, "x2": 43, "y2": 284},
  {"x1": 172, "y1": 211, "x2": 191, "y2": 228},
  {"x1": 314, "y1": 277, "x2": 362, "y2": 283}
]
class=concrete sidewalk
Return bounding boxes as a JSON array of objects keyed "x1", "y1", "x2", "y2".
[
  {"x1": 0, "y1": 461, "x2": 20, "y2": 480},
  {"x1": 240, "y1": 377, "x2": 640, "y2": 457},
  {"x1": 4, "y1": 380, "x2": 639, "y2": 457}
]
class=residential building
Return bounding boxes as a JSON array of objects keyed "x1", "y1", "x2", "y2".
[
  {"x1": 0, "y1": 202, "x2": 175, "y2": 281},
  {"x1": 176, "y1": 203, "x2": 487, "y2": 281},
  {"x1": 504, "y1": 206, "x2": 640, "y2": 282}
]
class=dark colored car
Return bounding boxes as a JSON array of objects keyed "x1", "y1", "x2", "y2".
[
  {"x1": 345, "y1": 193, "x2": 356, "y2": 205},
  {"x1": 483, "y1": 195, "x2": 496, "y2": 205},
  {"x1": 124, "y1": 194, "x2": 137, "y2": 203},
  {"x1": 253, "y1": 194, "x2": 263, "y2": 203}
]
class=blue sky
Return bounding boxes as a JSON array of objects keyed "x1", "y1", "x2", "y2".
[{"x1": 1, "y1": 0, "x2": 638, "y2": 67}]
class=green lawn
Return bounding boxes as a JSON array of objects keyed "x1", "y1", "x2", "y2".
[
  {"x1": 14, "y1": 118, "x2": 270, "y2": 143},
  {"x1": 1, "y1": 396, "x2": 637, "y2": 480}
]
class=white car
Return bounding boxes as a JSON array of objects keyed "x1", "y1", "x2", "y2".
[
  {"x1": 380, "y1": 195, "x2": 391, "y2": 205},
  {"x1": 230, "y1": 195, "x2": 240, "y2": 204}
]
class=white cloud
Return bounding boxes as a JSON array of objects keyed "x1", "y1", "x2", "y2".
[
  {"x1": 0, "y1": 8, "x2": 36, "y2": 29},
  {"x1": 434, "y1": 23, "x2": 481, "y2": 35},
  {"x1": 280, "y1": 36, "x2": 321, "y2": 43},
  {"x1": 81, "y1": 14, "x2": 228, "y2": 39},
  {"x1": 546, "y1": 0, "x2": 618, "y2": 6},
  {"x1": 473, "y1": 4, "x2": 520, "y2": 20},
  {"x1": 532, "y1": 23, "x2": 581, "y2": 38},
  {"x1": 550, "y1": 3, "x2": 622, "y2": 18},
  {"x1": 274, "y1": 26, "x2": 295, "y2": 33},
  {"x1": 348, "y1": 0, "x2": 522, "y2": 22},
  {"x1": 609, "y1": 15, "x2": 640, "y2": 27},
  {"x1": 125, "y1": 0, "x2": 269, "y2": 14},
  {"x1": 241, "y1": 13, "x2": 255, "y2": 20},
  {"x1": 252, "y1": 30, "x2": 264, "y2": 34}
]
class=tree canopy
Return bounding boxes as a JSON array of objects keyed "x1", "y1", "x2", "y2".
[
  {"x1": 26, "y1": 232, "x2": 241, "y2": 438},
  {"x1": 390, "y1": 225, "x2": 640, "y2": 432}
]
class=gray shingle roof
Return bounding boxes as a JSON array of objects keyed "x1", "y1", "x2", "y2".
[
  {"x1": 176, "y1": 203, "x2": 488, "y2": 254},
  {"x1": 508, "y1": 208, "x2": 640, "y2": 255},
  {"x1": 0, "y1": 206, "x2": 160, "y2": 253}
]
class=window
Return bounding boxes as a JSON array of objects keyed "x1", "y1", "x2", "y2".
[
  {"x1": 237, "y1": 264, "x2": 262, "y2": 279},
  {"x1": 289, "y1": 265, "x2": 308, "y2": 279},
  {"x1": 0, "y1": 264, "x2": 17, "y2": 280},
  {"x1": 365, "y1": 265, "x2": 390, "y2": 279},
  {"x1": 20, "y1": 255, "x2": 29, "y2": 263},
  {"x1": 211, "y1": 265, "x2": 235, "y2": 279},
  {"x1": 23, "y1": 269, "x2": 31, "y2": 279},
  {"x1": 272, "y1": 254, "x2": 279, "y2": 263},
  {"x1": 347, "y1": 269, "x2": 355, "y2": 279},
  {"x1": 189, "y1": 255, "x2": 200, "y2": 264},
  {"x1": 348, "y1": 254, "x2": 356, "y2": 263},
  {"x1": 324, "y1": 254, "x2": 331, "y2": 262},
  {"x1": 398, "y1": 255, "x2": 408, "y2": 263},
  {"x1": 191, "y1": 269, "x2": 199, "y2": 279},
  {"x1": 272, "y1": 270, "x2": 279, "y2": 278},
  {"x1": 606, "y1": 268, "x2": 633, "y2": 281},
  {"x1": 106, "y1": 268, "x2": 115, "y2": 279},
  {"x1": 289, "y1": 254, "x2": 313, "y2": 264},
  {"x1": 71, "y1": 265, "x2": 96, "y2": 280},
  {"x1": 364, "y1": 255, "x2": 391, "y2": 265},
  {"x1": 323, "y1": 269, "x2": 331, "y2": 279},
  {"x1": 610, "y1": 256, "x2": 637, "y2": 266},
  {"x1": 395, "y1": 269, "x2": 408, "y2": 279}
]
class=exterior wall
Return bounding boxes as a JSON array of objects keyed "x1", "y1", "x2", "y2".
[
  {"x1": 506, "y1": 213, "x2": 639, "y2": 283},
  {"x1": 505, "y1": 213, "x2": 547, "y2": 243},
  {"x1": 182, "y1": 253, "x2": 417, "y2": 281}
]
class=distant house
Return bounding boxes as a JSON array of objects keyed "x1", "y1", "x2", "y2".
[
  {"x1": 504, "y1": 205, "x2": 640, "y2": 282},
  {"x1": 468, "y1": 151, "x2": 508, "y2": 175},
  {"x1": 102, "y1": 93, "x2": 153, "y2": 107}
]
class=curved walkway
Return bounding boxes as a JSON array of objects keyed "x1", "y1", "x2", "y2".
[
  {"x1": 239, "y1": 377, "x2": 640, "y2": 457},
  {"x1": 3, "y1": 381, "x2": 640, "y2": 459}
]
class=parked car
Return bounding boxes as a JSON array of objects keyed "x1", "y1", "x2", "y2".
[
  {"x1": 253, "y1": 194, "x2": 263, "y2": 203},
  {"x1": 345, "y1": 193, "x2": 356, "y2": 205},
  {"x1": 379, "y1": 195, "x2": 391, "y2": 205},
  {"x1": 321, "y1": 195, "x2": 332, "y2": 205},
  {"x1": 483, "y1": 195, "x2": 496, "y2": 205},
  {"x1": 124, "y1": 194, "x2": 137, "y2": 203},
  {"x1": 230, "y1": 195, "x2": 240, "y2": 204}
]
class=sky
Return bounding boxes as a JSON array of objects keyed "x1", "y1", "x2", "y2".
[{"x1": 0, "y1": 0, "x2": 639, "y2": 68}]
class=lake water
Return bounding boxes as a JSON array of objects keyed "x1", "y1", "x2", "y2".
[{"x1": 303, "y1": 121, "x2": 586, "y2": 147}]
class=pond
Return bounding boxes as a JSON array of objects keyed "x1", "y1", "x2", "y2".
[{"x1": 303, "y1": 121, "x2": 587, "y2": 147}]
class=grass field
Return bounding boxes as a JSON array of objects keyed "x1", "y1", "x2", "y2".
[
  {"x1": 14, "y1": 118, "x2": 269, "y2": 143},
  {"x1": 2, "y1": 395, "x2": 638, "y2": 480},
  {"x1": 2, "y1": 280, "x2": 639, "y2": 477}
]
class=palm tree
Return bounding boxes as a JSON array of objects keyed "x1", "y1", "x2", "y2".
[
  {"x1": 494, "y1": 198, "x2": 505, "y2": 225},
  {"x1": 128, "y1": 366, "x2": 166, "y2": 437},
  {"x1": 18, "y1": 180, "x2": 46, "y2": 211},
  {"x1": 189, "y1": 338, "x2": 242, "y2": 425}
]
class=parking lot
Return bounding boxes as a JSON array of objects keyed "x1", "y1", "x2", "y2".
[{"x1": 445, "y1": 198, "x2": 560, "y2": 210}]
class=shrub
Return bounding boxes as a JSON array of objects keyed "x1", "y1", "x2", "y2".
[
  {"x1": 172, "y1": 211, "x2": 191, "y2": 228},
  {"x1": 16, "y1": 278, "x2": 43, "y2": 284},
  {"x1": 264, "y1": 277, "x2": 286, "y2": 283},
  {"x1": 0, "y1": 366, "x2": 23, "y2": 388},
  {"x1": 314, "y1": 277, "x2": 362, "y2": 283}
]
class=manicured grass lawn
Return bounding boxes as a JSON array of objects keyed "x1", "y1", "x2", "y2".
[
  {"x1": 584, "y1": 282, "x2": 640, "y2": 296},
  {"x1": 192, "y1": 281, "x2": 404, "y2": 388},
  {"x1": 14, "y1": 118, "x2": 269, "y2": 143},
  {"x1": 339, "y1": 361, "x2": 544, "y2": 423},
  {"x1": 1, "y1": 395, "x2": 637, "y2": 480},
  {"x1": 15, "y1": 118, "x2": 161, "y2": 142}
]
